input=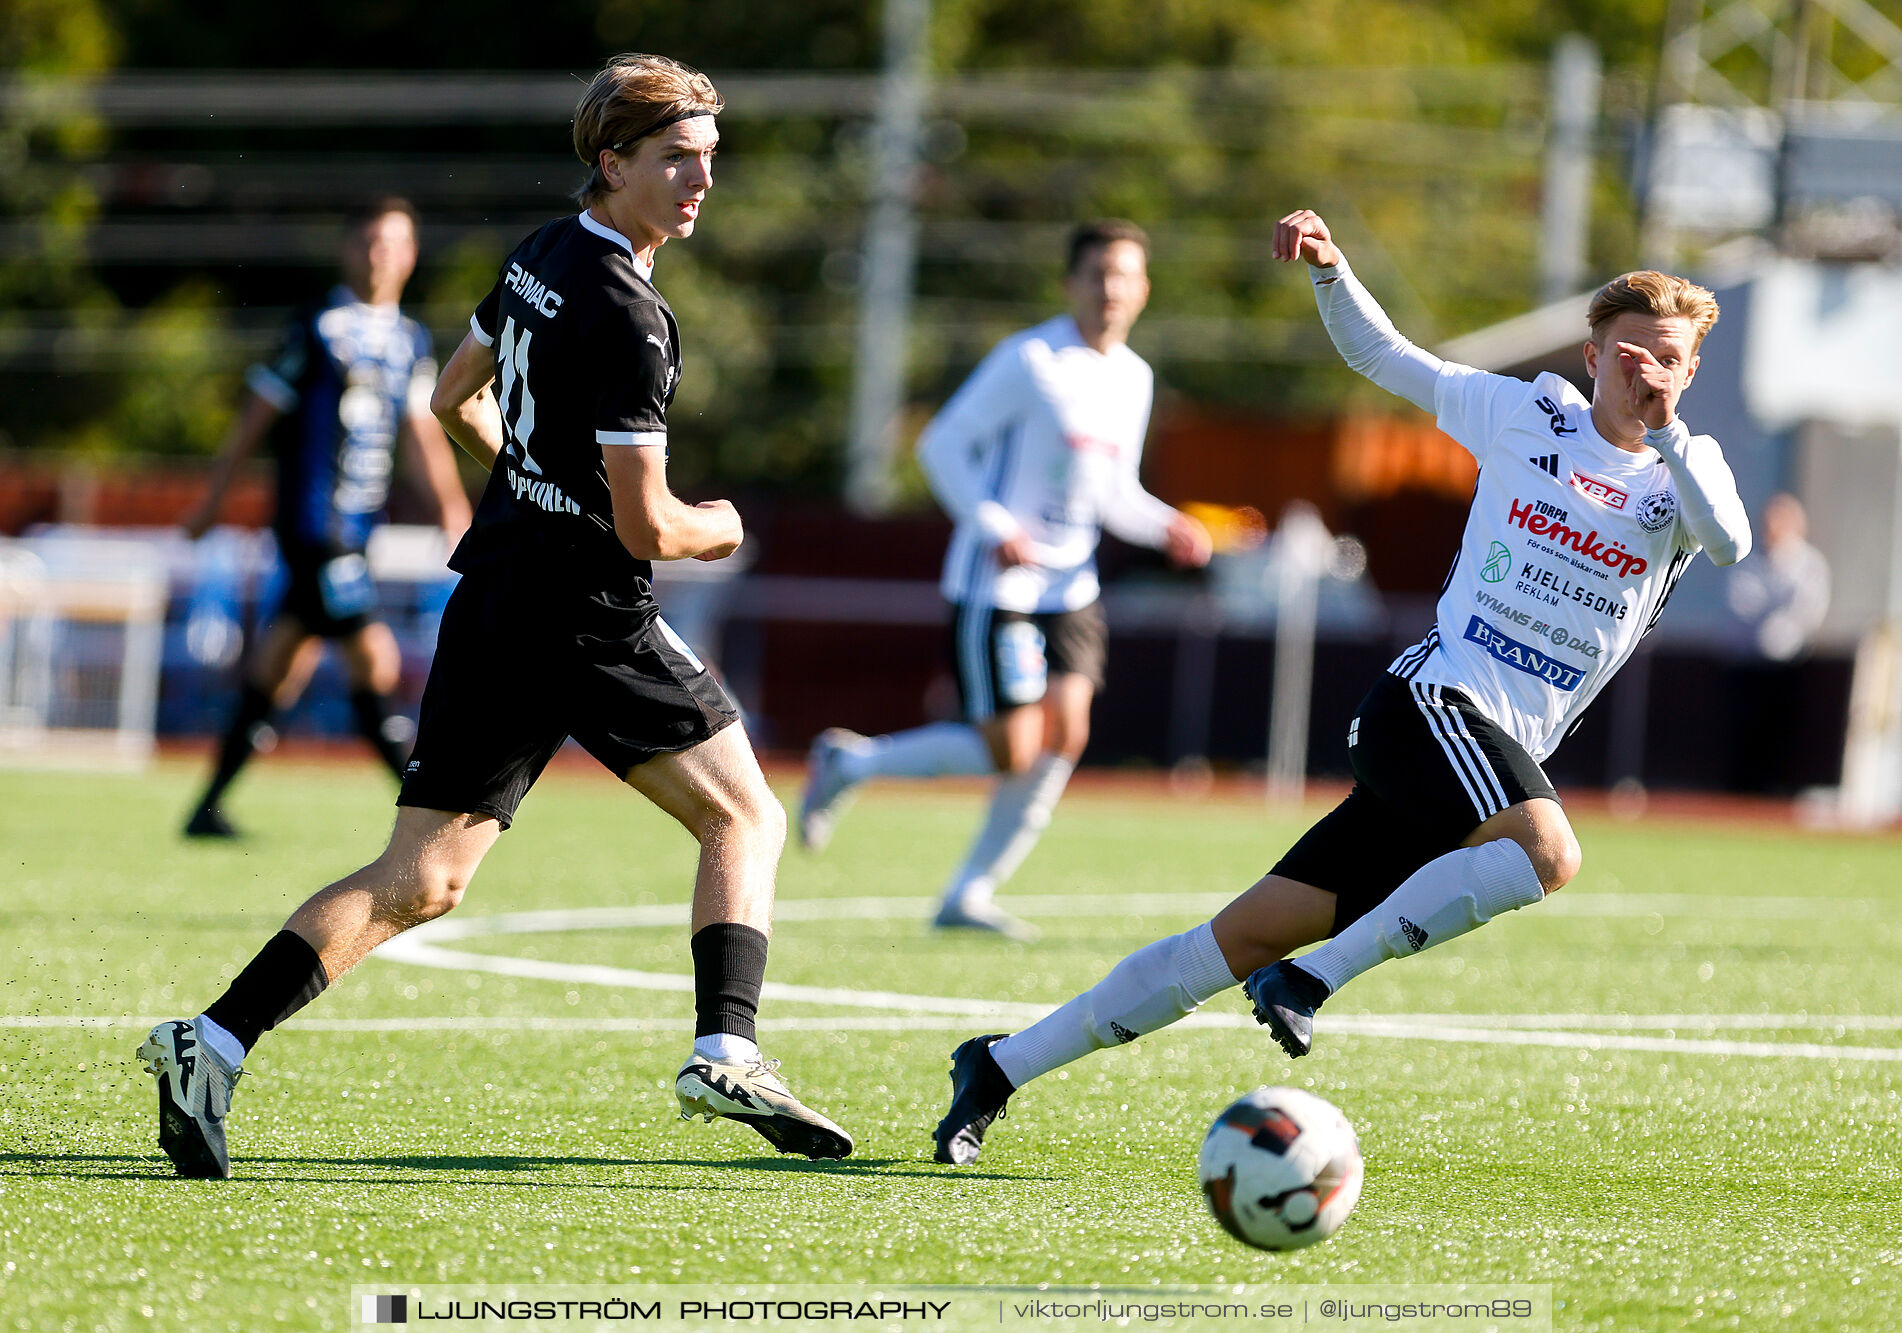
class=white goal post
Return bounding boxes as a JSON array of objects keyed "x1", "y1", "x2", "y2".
[{"x1": 0, "y1": 537, "x2": 167, "y2": 770}]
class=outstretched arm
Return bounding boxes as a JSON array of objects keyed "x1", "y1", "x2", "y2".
[
  {"x1": 1098, "y1": 461, "x2": 1212, "y2": 569},
  {"x1": 1274, "y1": 209, "x2": 1442, "y2": 414}
]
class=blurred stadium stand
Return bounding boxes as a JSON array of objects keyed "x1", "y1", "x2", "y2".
[{"x1": 8, "y1": 18, "x2": 1902, "y2": 811}]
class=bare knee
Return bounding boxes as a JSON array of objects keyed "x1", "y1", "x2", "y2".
[
  {"x1": 1046, "y1": 717, "x2": 1088, "y2": 765},
  {"x1": 372, "y1": 856, "x2": 472, "y2": 926},
  {"x1": 754, "y1": 790, "x2": 788, "y2": 854},
  {"x1": 1467, "y1": 799, "x2": 1580, "y2": 895},
  {"x1": 1515, "y1": 813, "x2": 1581, "y2": 893},
  {"x1": 1501, "y1": 835, "x2": 1581, "y2": 895},
  {"x1": 688, "y1": 779, "x2": 786, "y2": 853},
  {"x1": 1536, "y1": 830, "x2": 1583, "y2": 893},
  {"x1": 982, "y1": 705, "x2": 1045, "y2": 775},
  {"x1": 404, "y1": 868, "x2": 469, "y2": 923}
]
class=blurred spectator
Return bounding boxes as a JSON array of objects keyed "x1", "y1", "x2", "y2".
[
  {"x1": 1724, "y1": 492, "x2": 1831, "y2": 792},
  {"x1": 1728, "y1": 493, "x2": 1831, "y2": 661}
]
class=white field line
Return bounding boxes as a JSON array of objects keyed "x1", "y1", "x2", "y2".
[
  {"x1": 24, "y1": 894, "x2": 1893, "y2": 1061},
  {"x1": 15, "y1": 1011, "x2": 1902, "y2": 1033},
  {"x1": 376, "y1": 890, "x2": 1867, "y2": 942},
  {"x1": 9, "y1": 1012, "x2": 1902, "y2": 1061}
]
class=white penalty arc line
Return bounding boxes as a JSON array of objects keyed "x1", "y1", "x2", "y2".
[
  {"x1": 23, "y1": 895, "x2": 1887, "y2": 1058},
  {"x1": 353, "y1": 896, "x2": 1902, "y2": 1064}
]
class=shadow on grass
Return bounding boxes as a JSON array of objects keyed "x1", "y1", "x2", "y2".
[
  {"x1": 640, "y1": 1156, "x2": 1051, "y2": 1182},
  {"x1": 0, "y1": 1151, "x2": 1047, "y2": 1185}
]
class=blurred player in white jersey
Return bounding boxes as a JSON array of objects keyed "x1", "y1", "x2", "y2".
[
  {"x1": 930, "y1": 208, "x2": 1753, "y2": 1164},
  {"x1": 798, "y1": 221, "x2": 1212, "y2": 939}
]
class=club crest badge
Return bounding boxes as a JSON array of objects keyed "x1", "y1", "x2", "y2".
[{"x1": 1636, "y1": 490, "x2": 1678, "y2": 533}]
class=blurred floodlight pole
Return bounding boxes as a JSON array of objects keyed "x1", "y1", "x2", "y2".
[
  {"x1": 845, "y1": 0, "x2": 931, "y2": 516},
  {"x1": 1541, "y1": 34, "x2": 1601, "y2": 304},
  {"x1": 1266, "y1": 504, "x2": 1333, "y2": 803}
]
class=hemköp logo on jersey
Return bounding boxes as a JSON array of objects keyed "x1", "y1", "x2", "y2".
[
  {"x1": 1507, "y1": 499, "x2": 1648, "y2": 578},
  {"x1": 1462, "y1": 615, "x2": 1587, "y2": 691}
]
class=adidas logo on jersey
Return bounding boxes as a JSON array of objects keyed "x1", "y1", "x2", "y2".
[
  {"x1": 1397, "y1": 916, "x2": 1429, "y2": 951},
  {"x1": 1109, "y1": 1021, "x2": 1139, "y2": 1044},
  {"x1": 1530, "y1": 453, "x2": 1560, "y2": 478}
]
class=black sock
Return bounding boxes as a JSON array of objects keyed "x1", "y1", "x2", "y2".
[
  {"x1": 349, "y1": 688, "x2": 412, "y2": 778},
  {"x1": 977, "y1": 1038, "x2": 1017, "y2": 1098},
  {"x1": 689, "y1": 922, "x2": 769, "y2": 1044},
  {"x1": 199, "y1": 683, "x2": 275, "y2": 809},
  {"x1": 202, "y1": 929, "x2": 329, "y2": 1054}
]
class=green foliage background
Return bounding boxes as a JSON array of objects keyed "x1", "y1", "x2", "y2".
[{"x1": 1, "y1": 1, "x2": 1675, "y2": 490}]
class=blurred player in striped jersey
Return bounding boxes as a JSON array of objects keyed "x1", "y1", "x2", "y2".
[
  {"x1": 931, "y1": 208, "x2": 1753, "y2": 1164},
  {"x1": 799, "y1": 221, "x2": 1213, "y2": 940},
  {"x1": 181, "y1": 197, "x2": 471, "y2": 838}
]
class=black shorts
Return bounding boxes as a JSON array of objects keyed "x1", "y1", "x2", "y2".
[
  {"x1": 949, "y1": 600, "x2": 1108, "y2": 721},
  {"x1": 276, "y1": 544, "x2": 378, "y2": 638},
  {"x1": 1271, "y1": 671, "x2": 1559, "y2": 934},
  {"x1": 397, "y1": 570, "x2": 739, "y2": 828}
]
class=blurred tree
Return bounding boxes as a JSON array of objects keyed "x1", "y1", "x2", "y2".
[
  {"x1": 0, "y1": 0, "x2": 120, "y2": 449},
  {"x1": 11, "y1": 0, "x2": 1674, "y2": 495}
]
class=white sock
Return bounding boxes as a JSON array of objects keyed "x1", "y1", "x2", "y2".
[
  {"x1": 841, "y1": 722, "x2": 992, "y2": 783},
  {"x1": 940, "y1": 754, "x2": 1074, "y2": 910},
  {"x1": 193, "y1": 1014, "x2": 246, "y2": 1070},
  {"x1": 1296, "y1": 838, "x2": 1546, "y2": 995},
  {"x1": 692, "y1": 1032, "x2": 762, "y2": 1064},
  {"x1": 991, "y1": 922, "x2": 1237, "y2": 1087}
]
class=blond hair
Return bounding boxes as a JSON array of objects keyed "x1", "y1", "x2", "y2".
[
  {"x1": 571, "y1": 54, "x2": 723, "y2": 206},
  {"x1": 1587, "y1": 271, "x2": 1720, "y2": 348}
]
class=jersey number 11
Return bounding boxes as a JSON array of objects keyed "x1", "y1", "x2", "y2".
[{"x1": 498, "y1": 317, "x2": 542, "y2": 475}]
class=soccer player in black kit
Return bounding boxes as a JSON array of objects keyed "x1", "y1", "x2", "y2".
[
  {"x1": 182, "y1": 197, "x2": 472, "y2": 838},
  {"x1": 138, "y1": 54, "x2": 854, "y2": 1176}
]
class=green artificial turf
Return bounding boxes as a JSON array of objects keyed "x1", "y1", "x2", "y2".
[{"x1": 1, "y1": 758, "x2": 1898, "y2": 1331}]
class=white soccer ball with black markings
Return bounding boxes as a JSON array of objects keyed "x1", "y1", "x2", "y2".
[{"x1": 1198, "y1": 1086, "x2": 1363, "y2": 1251}]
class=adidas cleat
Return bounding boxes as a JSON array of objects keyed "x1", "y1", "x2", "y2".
[
  {"x1": 675, "y1": 1055, "x2": 854, "y2": 1160},
  {"x1": 1244, "y1": 960, "x2": 1332, "y2": 1059},
  {"x1": 931, "y1": 1033, "x2": 1014, "y2": 1166},
  {"x1": 137, "y1": 1019, "x2": 242, "y2": 1178},
  {"x1": 932, "y1": 899, "x2": 1039, "y2": 943},
  {"x1": 797, "y1": 728, "x2": 867, "y2": 853}
]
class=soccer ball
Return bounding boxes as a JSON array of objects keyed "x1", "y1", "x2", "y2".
[{"x1": 1198, "y1": 1086, "x2": 1363, "y2": 1251}]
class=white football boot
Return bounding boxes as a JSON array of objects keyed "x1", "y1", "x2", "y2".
[
  {"x1": 137, "y1": 1019, "x2": 243, "y2": 1178},
  {"x1": 932, "y1": 896, "x2": 1041, "y2": 943},
  {"x1": 796, "y1": 728, "x2": 868, "y2": 852},
  {"x1": 675, "y1": 1054, "x2": 854, "y2": 1159}
]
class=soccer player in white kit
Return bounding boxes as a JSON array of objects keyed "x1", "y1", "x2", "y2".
[
  {"x1": 931, "y1": 208, "x2": 1753, "y2": 1164},
  {"x1": 799, "y1": 221, "x2": 1212, "y2": 939}
]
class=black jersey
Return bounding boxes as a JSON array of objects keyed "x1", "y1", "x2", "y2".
[{"x1": 450, "y1": 211, "x2": 682, "y2": 600}]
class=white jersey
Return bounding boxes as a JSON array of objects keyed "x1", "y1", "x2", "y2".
[
  {"x1": 917, "y1": 316, "x2": 1178, "y2": 613},
  {"x1": 1392, "y1": 366, "x2": 1721, "y2": 760}
]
